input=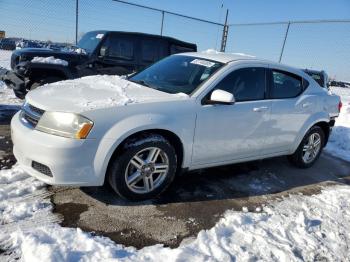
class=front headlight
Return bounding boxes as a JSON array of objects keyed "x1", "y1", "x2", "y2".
[{"x1": 35, "y1": 112, "x2": 93, "y2": 139}]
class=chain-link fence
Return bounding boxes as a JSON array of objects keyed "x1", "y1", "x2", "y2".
[
  {"x1": 0, "y1": 0, "x2": 349, "y2": 81},
  {"x1": 227, "y1": 20, "x2": 350, "y2": 81},
  {"x1": 0, "y1": 0, "x2": 225, "y2": 51}
]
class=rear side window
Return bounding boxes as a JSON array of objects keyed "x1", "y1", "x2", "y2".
[
  {"x1": 269, "y1": 70, "x2": 303, "y2": 98},
  {"x1": 142, "y1": 40, "x2": 159, "y2": 62},
  {"x1": 170, "y1": 44, "x2": 195, "y2": 54},
  {"x1": 107, "y1": 35, "x2": 134, "y2": 60},
  {"x1": 213, "y1": 67, "x2": 266, "y2": 102}
]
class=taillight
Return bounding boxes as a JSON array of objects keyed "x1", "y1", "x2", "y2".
[{"x1": 338, "y1": 101, "x2": 342, "y2": 112}]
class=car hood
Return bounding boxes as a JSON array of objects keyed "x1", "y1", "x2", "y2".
[{"x1": 26, "y1": 75, "x2": 189, "y2": 113}]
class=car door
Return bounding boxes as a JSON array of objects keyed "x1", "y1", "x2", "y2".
[
  {"x1": 262, "y1": 68, "x2": 315, "y2": 155},
  {"x1": 192, "y1": 65, "x2": 272, "y2": 166}
]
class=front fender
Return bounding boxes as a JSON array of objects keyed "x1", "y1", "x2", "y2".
[
  {"x1": 92, "y1": 112, "x2": 196, "y2": 185},
  {"x1": 290, "y1": 111, "x2": 330, "y2": 153}
]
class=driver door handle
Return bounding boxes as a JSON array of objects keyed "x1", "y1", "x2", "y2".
[{"x1": 253, "y1": 106, "x2": 269, "y2": 112}]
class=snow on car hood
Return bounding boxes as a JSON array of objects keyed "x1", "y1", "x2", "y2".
[{"x1": 26, "y1": 75, "x2": 188, "y2": 113}]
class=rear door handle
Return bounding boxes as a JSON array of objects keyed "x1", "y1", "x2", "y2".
[{"x1": 253, "y1": 106, "x2": 269, "y2": 112}]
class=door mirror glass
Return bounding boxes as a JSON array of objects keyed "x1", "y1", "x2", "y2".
[{"x1": 209, "y1": 89, "x2": 235, "y2": 104}]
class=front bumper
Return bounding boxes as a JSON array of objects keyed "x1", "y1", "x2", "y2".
[
  {"x1": 0, "y1": 69, "x2": 26, "y2": 99},
  {"x1": 11, "y1": 112, "x2": 104, "y2": 186}
]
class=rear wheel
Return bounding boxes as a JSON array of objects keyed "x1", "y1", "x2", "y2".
[
  {"x1": 108, "y1": 135, "x2": 177, "y2": 201},
  {"x1": 288, "y1": 126, "x2": 324, "y2": 168}
]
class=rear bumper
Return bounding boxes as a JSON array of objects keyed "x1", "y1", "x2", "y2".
[{"x1": 11, "y1": 112, "x2": 105, "y2": 186}]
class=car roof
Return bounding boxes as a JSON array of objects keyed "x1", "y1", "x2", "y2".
[{"x1": 87, "y1": 30, "x2": 197, "y2": 48}]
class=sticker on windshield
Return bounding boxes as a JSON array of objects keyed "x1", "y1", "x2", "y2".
[
  {"x1": 96, "y1": 34, "x2": 104, "y2": 39},
  {"x1": 190, "y1": 59, "x2": 215, "y2": 68}
]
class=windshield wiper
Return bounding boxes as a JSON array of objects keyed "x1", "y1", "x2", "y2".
[{"x1": 129, "y1": 79, "x2": 151, "y2": 88}]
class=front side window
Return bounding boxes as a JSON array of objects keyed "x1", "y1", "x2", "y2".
[
  {"x1": 129, "y1": 55, "x2": 223, "y2": 95},
  {"x1": 213, "y1": 67, "x2": 266, "y2": 102},
  {"x1": 106, "y1": 35, "x2": 134, "y2": 60},
  {"x1": 270, "y1": 70, "x2": 302, "y2": 99},
  {"x1": 77, "y1": 31, "x2": 105, "y2": 54}
]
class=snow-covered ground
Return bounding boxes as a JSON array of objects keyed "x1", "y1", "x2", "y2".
[
  {"x1": 1, "y1": 49, "x2": 350, "y2": 261},
  {"x1": 325, "y1": 86, "x2": 350, "y2": 162},
  {"x1": 1, "y1": 166, "x2": 350, "y2": 261}
]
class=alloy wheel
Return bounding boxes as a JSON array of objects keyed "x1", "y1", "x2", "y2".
[
  {"x1": 302, "y1": 133, "x2": 322, "y2": 164},
  {"x1": 125, "y1": 147, "x2": 169, "y2": 194}
]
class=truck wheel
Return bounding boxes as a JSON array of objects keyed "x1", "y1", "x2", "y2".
[
  {"x1": 108, "y1": 134, "x2": 177, "y2": 201},
  {"x1": 30, "y1": 76, "x2": 63, "y2": 90},
  {"x1": 288, "y1": 126, "x2": 325, "y2": 168}
]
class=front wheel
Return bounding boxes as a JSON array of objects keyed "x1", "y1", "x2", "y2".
[
  {"x1": 288, "y1": 126, "x2": 325, "y2": 168},
  {"x1": 108, "y1": 135, "x2": 177, "y2": 201}
]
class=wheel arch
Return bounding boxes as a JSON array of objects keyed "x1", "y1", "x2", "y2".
[
  {"x1": 312, "y1": 121, "x2": 330, "y2": 147},
  {"x1": 103, "y1": 128, "x2": 185, "y2": 185},
  {"x1": 291, "y1": 113, "x2": 331, "y2": 153}
]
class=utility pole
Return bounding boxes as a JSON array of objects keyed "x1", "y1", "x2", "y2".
[
  {"x1": 75, "y1": 0, "x2": 79, "y2": 44},
  {"x1": 220, "y1": 9, "x2": 229, "y2": 52},
  {"x1": 279, "y1": 22, "x2": 290, "y2": 63},
  {"x1": 160, "y1": 11, "x2": 165, "y2": 36}
]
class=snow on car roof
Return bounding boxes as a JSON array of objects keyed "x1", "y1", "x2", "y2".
[{"x1": 179, "y1": 49, "x2": 258, "y2": 63}]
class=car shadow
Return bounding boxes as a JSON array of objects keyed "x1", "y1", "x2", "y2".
[{"x1": 81, "y1": 152, "x2": 350, "y2": 206}]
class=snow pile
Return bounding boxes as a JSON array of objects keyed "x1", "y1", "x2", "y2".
[
  {"x1": 325, "y1": 86, "x2": 350, "y2": 161},
  {"x1": 0, "y1": 165, "x2": 60, "y2": 260},
  {"x1": 202, "y1": 49, "x2": 255, "y2": 57},
  {"x1": 31, "y1": 56, "x2": 69, "y2": 66}
]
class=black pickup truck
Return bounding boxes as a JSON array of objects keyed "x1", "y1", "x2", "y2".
[{"x1": 0, "y1": 31, "x2": 197, "y2": 99}]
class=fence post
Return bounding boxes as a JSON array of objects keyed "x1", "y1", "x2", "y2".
[
  {"x1": 75, "y1": 0, "x2": 79, "y2": 44},
  {"x1": 279, "y1": 22, "x2": 290, "y2": 63},
  {"x1": 160, "y1": 11, "x2": 165, "y2": 36},
  {"x1": 220, "y1": 9, "x2": 229, "y2": 52}
]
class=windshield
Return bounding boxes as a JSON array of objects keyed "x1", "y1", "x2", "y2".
[
  {"x1": 77, "y1": 31, "x2": 105, "y2": 54},
  {"x1": 130, "y1": 55, "x2": 223, "y2": 95}
]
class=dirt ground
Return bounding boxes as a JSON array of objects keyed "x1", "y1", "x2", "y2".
[{"x1": 1, "y1": 107, "x2": 349, "y2": 249}]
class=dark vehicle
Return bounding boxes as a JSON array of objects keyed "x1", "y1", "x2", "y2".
[
  {"x1": 303, "y1": 69, "x2": 329, "y2": 90},
  {"x1": 0, "y1": 31, "x2": 197, "y2": 99},
  {"x1": 0, "y1": 38, "x2": 16, "y2": 50}
]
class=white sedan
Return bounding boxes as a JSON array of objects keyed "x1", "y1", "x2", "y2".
[{"x1": 11, "y1": 52, "x2": 341, "y2": 200}]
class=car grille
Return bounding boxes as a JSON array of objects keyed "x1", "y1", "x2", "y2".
[
  {"x1": 32, "y1": 161, "x2": 53, "y2": 177},
  {"x1": 20, "y1": 103, "x2": 45, "y2": 128}
]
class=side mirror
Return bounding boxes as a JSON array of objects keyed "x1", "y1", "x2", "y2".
[
  {"x1": 209, "y1": 89, "x2": 235, "y2": 105},
  {"x1": 100, "y1": 46, "x2": 108, "y2": 57}
]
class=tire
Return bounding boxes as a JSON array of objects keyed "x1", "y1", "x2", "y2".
[
  {"x1": 108, "y1": 134, "x2": 177, "y2": 201},
  {"x1": 288, "y1": 126, "x2": 325, "y2": 168},
  {"x1": 30, "y1": 76, "x2": 63, "y2": 90}
]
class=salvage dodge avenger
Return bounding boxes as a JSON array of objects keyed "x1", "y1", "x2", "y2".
[{"x1": 11, "y1": 52, "x2": 341, "y2": 200}]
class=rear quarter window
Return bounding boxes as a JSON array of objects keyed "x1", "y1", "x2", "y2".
[{"x1": 269, "y1": 69, "x2": 304, "y2": 99}]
